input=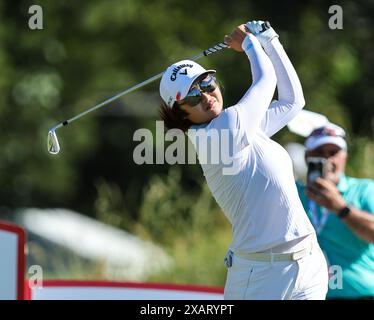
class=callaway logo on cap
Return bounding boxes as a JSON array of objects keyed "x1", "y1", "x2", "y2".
[
  {"x1": 159, "y1": 60, "x2": 215, "y2": 108},
  {"x1": 170, "y1": 63, "x2": 192, "y2": 81}
]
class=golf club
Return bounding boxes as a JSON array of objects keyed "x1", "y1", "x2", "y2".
[
  {"x1": 47, "y1": 42, "x2": 229, "y2": 155},
  {"x1": 47, "y1": 21, "x2": 271, "y2": 155}
]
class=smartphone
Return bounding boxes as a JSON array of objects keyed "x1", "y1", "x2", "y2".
[{"x1": 306, "y1": 157, "x2": 327, "y2": 183}]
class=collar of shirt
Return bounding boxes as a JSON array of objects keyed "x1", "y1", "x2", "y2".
[{"x1": 337, "y1": 173, "x2": 349, "y2": 193}]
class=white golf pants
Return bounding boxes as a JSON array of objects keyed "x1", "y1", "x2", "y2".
[{"x1": 224, "y1": 236, "x2": 329, "y2": 300}]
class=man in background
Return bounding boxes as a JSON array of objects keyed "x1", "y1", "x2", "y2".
[{"x1": 296, "y1": 123, "x2": 374, "y2": 299}]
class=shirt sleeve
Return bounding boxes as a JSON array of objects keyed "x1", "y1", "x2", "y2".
[
  {"x1": 232, "y1": 34, "x2": 277, "y2": 143},
  {"x1": 361, "y1": 181, "x2": 374, "y2": 215},
  {"x1": 259, "y1": 38, "x2": 306, "y2": 137}
]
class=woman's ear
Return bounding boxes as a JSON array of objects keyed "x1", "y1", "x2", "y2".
[
  {"x1": 183, "y1": 112, "x2": 191, "y2": 121},
  {"x1": 179, "y1": 105, "x2": 189, "y2": 114}
]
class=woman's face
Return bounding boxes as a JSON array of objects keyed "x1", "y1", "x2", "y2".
[{"x1": 179, "y1": 85, "x2": 223, "y2": 125}]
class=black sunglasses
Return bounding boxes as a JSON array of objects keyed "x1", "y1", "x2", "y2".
[{"x1": 177, "y1": 75, "x2": 218, "y2": 107}]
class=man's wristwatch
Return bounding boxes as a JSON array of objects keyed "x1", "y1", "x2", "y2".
[{"x1": 337, "y1": 206, "x2": 351, "y2": 219}]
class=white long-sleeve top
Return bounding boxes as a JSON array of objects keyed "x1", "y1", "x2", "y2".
[{"x1": 188, "y1": 34, "x2": 314, "y2": 253}]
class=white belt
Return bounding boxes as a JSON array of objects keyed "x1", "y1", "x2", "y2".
[{"x1": 234, "y1": 241, "x2": 314, "y2": 262}]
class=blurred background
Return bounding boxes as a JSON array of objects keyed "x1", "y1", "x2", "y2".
[{"x1": 0, "y1": 0, "x2": 373, "y2": 286}]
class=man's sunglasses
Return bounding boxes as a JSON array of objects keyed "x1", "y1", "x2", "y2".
[{"x1": 177, "y1": 75, "x2": 218, "y2": 107}]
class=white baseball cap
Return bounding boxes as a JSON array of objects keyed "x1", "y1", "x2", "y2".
[
  {"x1": 305, "y1": 123, "x2": 347, "y2": 151},
  {"x1": 159, "y1": 60, "x2": 215, "y2": 108}
]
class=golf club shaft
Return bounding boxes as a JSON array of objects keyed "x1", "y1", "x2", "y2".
[{"x1": 49, "y1": 42, "x2": 228, "y2": 132}]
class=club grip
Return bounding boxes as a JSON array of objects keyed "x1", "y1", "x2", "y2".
[{"x1": 203, "y1": 42, "x2": 229, "y2": 56}]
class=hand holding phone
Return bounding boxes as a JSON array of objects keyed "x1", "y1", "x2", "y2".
[{"x1": 306, "y1": 157, "x2": 327, "y2": 183}]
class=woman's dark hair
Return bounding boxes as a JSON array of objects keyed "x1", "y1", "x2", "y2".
[{"x1": 159, "y1": 102, "x2": 194, "y2": 132}]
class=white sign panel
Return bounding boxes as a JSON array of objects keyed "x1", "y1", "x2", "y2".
[
  {"x1": 0, "y1": 221, "x2": 25, "y2": 300},
  {"x1": 29, "y1": 281, "x2": 224, "y2": 300}
]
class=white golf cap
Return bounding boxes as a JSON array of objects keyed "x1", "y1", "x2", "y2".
[
  {"x1": 305, "y1": 123, "x2": 347, "y2": 151},
  {"x1": 159, "y1": 60, "x2": 215, "y2": 108}
]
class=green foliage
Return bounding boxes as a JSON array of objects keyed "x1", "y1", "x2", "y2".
[
  {"x1": 94, "y1": 178, "x2": 135, "y2": 230},
  {"x1": 91, "y1": 166, "x2": 231, "y2": 285},
  {"x1": 138, "y1": 166, "x2": 228, "y2": 242},
  {"x1": 137, "y1": 166, "x2": 231, "y2": 285},
  {"x1": 146, "y1": 227, "x2": 231, "y2": 286},
  {"x1": 346, "y1": 137, "x2": 374, "y2": 179},
  {"x1": 27, "y1": 239, "x2": 106, "y2": 280}
]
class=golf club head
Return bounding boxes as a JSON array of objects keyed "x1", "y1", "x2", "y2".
[{"x1": 47, "y1": 130, "x2": 61, "y2": 155}]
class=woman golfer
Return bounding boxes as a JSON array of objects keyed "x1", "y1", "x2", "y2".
[{"x1": 159, "y1": 21, "x2": 328, "y2": 300}]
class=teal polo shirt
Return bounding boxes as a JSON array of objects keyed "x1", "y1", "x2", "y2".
[{"x1": 297, "y1": 174, "x2": 374, "y2": 298}]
